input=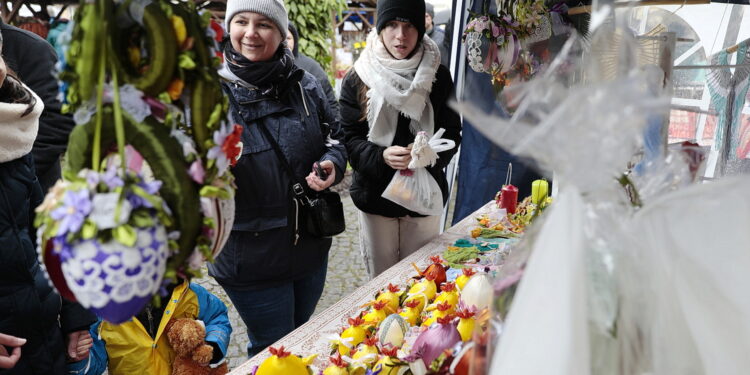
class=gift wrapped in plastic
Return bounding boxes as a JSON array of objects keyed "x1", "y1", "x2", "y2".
[
  {"x1": 452, "y1": 11, "x2": 675, "y2": 373},
  {"x1": 382, "y1": 129, "x2": 456, "y2": 215}
]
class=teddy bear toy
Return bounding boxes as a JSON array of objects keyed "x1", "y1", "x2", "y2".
[{"x1": 166, "y1": 318, "x2": 229, "y2": 375}]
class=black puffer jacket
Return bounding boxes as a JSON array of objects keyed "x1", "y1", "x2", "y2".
[
  {"x1": 0, "y1": 22, "x2": 75, "y2": 192},
  {"x1": 0, "y1": 154, "x2": 96, "y2": 375},
  {"x1": 339, "y1": 65, "x2": 461, "y2": 218}
]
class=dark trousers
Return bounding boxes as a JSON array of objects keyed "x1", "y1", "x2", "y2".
[{"x1": 219, "y1": 258, "x2": 328, "y2": 357}]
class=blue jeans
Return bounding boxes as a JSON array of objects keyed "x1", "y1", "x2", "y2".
[{"x1": 220, "y1": 258, "x2": 328, "y2": 357}]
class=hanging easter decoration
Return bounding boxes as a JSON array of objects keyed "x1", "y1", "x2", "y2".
[{"x1": 38, "y1": 0, "x2": 238, "y2": 323}]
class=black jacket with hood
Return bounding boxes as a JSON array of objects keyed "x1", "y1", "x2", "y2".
[
  {"x1": 0, "y1": 137, "x2": 95, "y2": 374},
  {"x1": 0, "y1": 21, "x2": 75, "y2": 192}
]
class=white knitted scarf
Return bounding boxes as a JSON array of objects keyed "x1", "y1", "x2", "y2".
[
  {"x1": 354, "y1": 30, "x2": 441, "y2": 147},
  {"x1": 0, "y1": 83, "x2": 42, "y2": 163}
]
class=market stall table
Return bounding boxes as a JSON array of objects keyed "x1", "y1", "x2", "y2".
[{"x1": 228, "y1": 201, "x2": 497, "y2": 374}]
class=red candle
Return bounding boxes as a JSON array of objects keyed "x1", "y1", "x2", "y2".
[{"x1": 500, "y1": 184, "x2": 519, "y2": 214}]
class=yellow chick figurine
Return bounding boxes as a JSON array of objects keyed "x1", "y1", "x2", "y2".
[
  {"x1": 398, "y1": 299, "x2": 422, "y2": 326},
  {"x1": 421, "y1": 301, "x2": 453, "y2": 328},
  {"x1": 376, "y1": 283, "x2": 401, "y2": 314},
  {"x1": 323, "y1": 354, "x2": 350, "y2": 375},
  {"x1": 372, "y1": 346, "x2": 409, "y2": 375},
  {"x1": 427, "y1": 282, "x2": 459, "y2": 313},
  {"x1": 362, "y1": 300, "x2": 389, "y2": 328},
  {"x1": 351, "y1": 336, "x2": 380, "y2": 365},
  {"x1": 256, "y1": 346, "x2": 316, "y2": 375},
  {"x1": 455, "y1": 268, "x2": 477, "y2": 291},
  {"x1": 456, "y1": 307, "x2": 477, "y2": 342},
  {"x1": 411, "y1": 274, "x2": 438, "y2": 301},
  {"x1": 338, "y1": 317, "x2": 367, "y2": 356},
  {"x1": 404, "y1": 274, "x2": 438, "y2": 311}
]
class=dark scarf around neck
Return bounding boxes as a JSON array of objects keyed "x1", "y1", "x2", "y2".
[{"x1": 224, "y1": 41, "x2": 304, "y2": 97}]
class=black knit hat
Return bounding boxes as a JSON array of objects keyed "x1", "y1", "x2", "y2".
[{"x1": 376, "y1": 0, "x2": 426, "y2": 41}]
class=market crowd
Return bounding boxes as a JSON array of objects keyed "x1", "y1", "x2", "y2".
[{"x1": 0, "y1": 0, "x2": 460, "y2": 373}]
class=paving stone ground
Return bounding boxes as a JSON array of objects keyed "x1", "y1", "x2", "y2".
[{"x1": 194, "y1": 171, "x2": 369, "y2": 369}]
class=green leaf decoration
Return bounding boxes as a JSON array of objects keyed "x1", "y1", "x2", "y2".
[
  {"x1": 113, "y1": 224, "x2": 137, "y2": 247},
  {"x1": 81, "y1": 220, "x2": 98, "y2": 240},
  {"x1": 178, "y1": 53, "x2": 197, "y2": 70},
  {"x1": 131, "y1": 210, "x2": 156, "y2": 228}
]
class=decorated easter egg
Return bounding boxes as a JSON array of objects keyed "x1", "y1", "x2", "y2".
[
  {"x1": 60, "y1": 225, "x2": 169, "y2": 324},
  {"x1": 459, "y1": 273, "x2": 493, "y2": 311},
  {"x1": 378, "y1": 314, "x2": 408, "y2": 348},
  {"x1": 256, "y1": 347, "x2": 314, "y2": 375}
]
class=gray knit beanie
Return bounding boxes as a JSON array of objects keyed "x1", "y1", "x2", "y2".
[{"x1": 224, "y1": 0, "x2": 288, "y2": 38}]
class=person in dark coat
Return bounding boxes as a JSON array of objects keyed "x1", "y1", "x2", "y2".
[
  {"x1": 207, "y1": 0, "x2": 347, "y2": 357},
  {"x1": 286, "y1": 22, "x2": 340, "y2": 122},
  {"x1": 0, "y1": 20, "x2": 75, "y2": 193},
  {"x1": 0, "y1": 34, "x2": 96, "y2": 374},
  {"x1": 339, "y1": 0, "x2": 461, "y2": 278}
]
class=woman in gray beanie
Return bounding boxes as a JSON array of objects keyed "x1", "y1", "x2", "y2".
[
  {"x1": 208, "y1": 0, "x2": 347, "y2": 357},
  {"x1": 339, "y1": 0, "x2": 461, "y2": 278}
]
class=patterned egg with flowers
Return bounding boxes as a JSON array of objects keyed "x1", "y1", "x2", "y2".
[
  {"x1": 60, "y1": 223, "x2": 169, "y2": 324},
  {"x1": 36, "y1": 167, "x2": 174, "y2": 324}
]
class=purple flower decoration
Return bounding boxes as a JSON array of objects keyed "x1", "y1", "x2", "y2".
[
  {"x1": 50, "y1": 189, "x2": 92, "y2": 236},
  {"x1": 102, "y1": 166, "x2": 124, "y2": 189},
  {"x1": 139, "y1": 180, "x2": 162, "y2": 195},
  {"x1": 84, "y1": 170, "x2": 100, "y2": 188},
  {"x1": 52, "y1": 235, "x2": 74, "y2": 262}
]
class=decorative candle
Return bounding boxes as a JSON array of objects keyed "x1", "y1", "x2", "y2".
[
  {"x1": 499, "y1": 184, "x2": 518, "y2": 214},
  {"x1": 531, "y1": 179, "x2": 549, "y2": 205}
]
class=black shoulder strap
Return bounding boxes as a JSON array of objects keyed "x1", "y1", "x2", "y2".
[{"x1": 224, "y1": 84, "x2": 310, "y2": 204}]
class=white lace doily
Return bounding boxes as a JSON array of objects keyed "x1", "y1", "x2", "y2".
[
  {"x1": 61, "y1": 224, "x2": 169, "y2": 309},
  {"x1": 523, "y1": 14, "x2": 553, "y2": 46},
  {"x1": 465, "y1": 31, "x2": 488, "y2": 73}
]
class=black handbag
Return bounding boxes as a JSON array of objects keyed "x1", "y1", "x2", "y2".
[
  {"x1": 226, "y1": 87, "x2": 345, "y2": 239},
  {"x1": 258, "y1": 123, "x2": 345, "y2": 238}
]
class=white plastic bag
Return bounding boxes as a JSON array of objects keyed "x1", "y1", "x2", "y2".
[{"x1": 382, "y1": 129, "x2": 455, "y2": 215}]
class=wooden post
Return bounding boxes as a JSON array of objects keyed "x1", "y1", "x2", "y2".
[{"x1": 2, "y1": 0, "x2": 26, "y2": 24}]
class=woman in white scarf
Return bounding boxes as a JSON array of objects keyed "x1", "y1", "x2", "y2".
[{"x1": 339, "y1": 0, "x2": 462, "y2": 278}]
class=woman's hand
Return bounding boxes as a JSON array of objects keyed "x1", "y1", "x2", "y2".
[
  {"x1": 0, "y1": 333, "x2": 25, "y2": 369},
  {"x1": 383, "y1": 146, "x2": 412, "y2": 170},
  {"x1": 306, "y1": 160, "x2": 336, "y2": 191}
]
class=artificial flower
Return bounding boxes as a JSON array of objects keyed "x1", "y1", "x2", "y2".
[
  {"x1": 189, "y1": 160, "x2": 206, "y2": 184},
  {"x1": 50, "y1": 189, "x2": 92, "y2": 235},
  {"x1": 167, "y1": 79, "x2": 185, "y2": 101},
  {"x1": 222, "y1": 124, "x2": 243, "y2": 166}
]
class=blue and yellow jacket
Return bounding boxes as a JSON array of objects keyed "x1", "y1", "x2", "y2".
[{"x1": 67, "y1": 281, "x2": 232, "y2": 375}]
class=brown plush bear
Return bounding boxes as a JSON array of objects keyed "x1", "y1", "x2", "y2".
[{"x1": 165, "y1": 318, "x2": 229, "y2": 375}]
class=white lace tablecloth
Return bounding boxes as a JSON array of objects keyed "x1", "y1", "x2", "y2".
[{"x1": 228, "y1": 202, "x2": 494, "y2": 375}]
